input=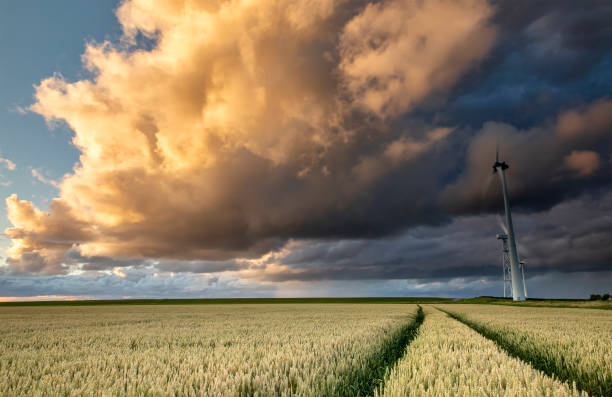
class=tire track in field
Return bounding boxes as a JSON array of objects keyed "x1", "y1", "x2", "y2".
[
  {"x1": 378, "y1": 307, "x2": 583, "y2": 396},
  {"x1": 334, "y1": 306, "x2": 425, "y2": 397},
  {"x1": 438, "y1": 307, "x2": 608, "y2": 397}
]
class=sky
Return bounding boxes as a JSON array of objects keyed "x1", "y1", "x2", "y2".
[{"x1": 0, "y1": 0, "x2": 610, "y2": 301}]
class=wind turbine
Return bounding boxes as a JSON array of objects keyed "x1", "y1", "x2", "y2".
[{"x1": 493, "y1": 146, "x2": 526, "y2": 301}]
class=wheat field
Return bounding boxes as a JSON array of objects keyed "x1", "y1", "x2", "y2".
[
  {"x1": 438, "y1": 304, "x2": 611, "y2": 396},
  {"x1": 0, "y1": 302, "x2": 610, "y2": 396},
  {"x1": 0, "y1": 304, "x2": 418, "y2": 396},
  {"x1": 378, "y1": 307, "x2": 586, "y2": 397}
]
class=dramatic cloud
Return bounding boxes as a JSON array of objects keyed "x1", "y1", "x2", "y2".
[
  {"x1": 447, "y1": 1, "x2": 612, "y2": 128},
  {"x1": 442, "y1": 99, "x2": 612, "y2": 214},
  {"x1": 339, "y1": 0, "x2": 495, "y2": 117},
  {"x1": 239, "y1": 191, "x2": 612, "y2": 283},
  {"x1": 3, "y1": 0, "x2": 611, "y2": 294},
  {"x1": 6, "y1": 0, "x2": 495, "y2": 273}
]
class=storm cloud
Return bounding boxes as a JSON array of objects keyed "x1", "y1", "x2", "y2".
[{"x1": 3, "y1": 0, "x2": 611, "y2": 296}]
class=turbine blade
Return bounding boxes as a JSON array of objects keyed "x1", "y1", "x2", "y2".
[{"x1": 497, "y1": 214, "x2": 508, "y2": 234}]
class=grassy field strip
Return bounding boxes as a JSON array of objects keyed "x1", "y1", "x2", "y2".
[
  {"x1": 450, "y1": 298, "x2": 612, "y2": 310},
  {"x1": 376, "y1": 307, "x2": 585, "y2": 397},
  {"x1": 0, "y1": 304, "x2": 419, "y2": 396},
  {"x1": 438, "y1": 305, "x2": 611, "y2": 397}
]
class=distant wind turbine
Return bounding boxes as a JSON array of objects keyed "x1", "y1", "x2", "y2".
[{"x1": 493, "y1": 146, "x2": 527, "y2": 301}]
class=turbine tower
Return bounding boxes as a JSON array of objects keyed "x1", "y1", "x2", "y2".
[
  {"x1": 496, "y1": 233, "x2": 512, "y2": 298},
  {"x1": 493, "y1": 149, "x2": 526, "y2": 301}
]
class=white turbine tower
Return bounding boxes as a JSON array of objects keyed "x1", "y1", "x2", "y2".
[{"x1": 493, "y1": 148, "x2": 526, "y2": 301}]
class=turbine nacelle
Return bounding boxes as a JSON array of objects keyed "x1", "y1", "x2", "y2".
[
  {"x1": 493, "y1": 144, "x2": 509, "y2": 173},
  {"x1": 492, "y1": 160, "x2": 509, "y2": 173}
]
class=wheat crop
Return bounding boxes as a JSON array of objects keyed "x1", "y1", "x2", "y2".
[
  {"x1": 0, "y1": 304, "x2": 418, "y2": 396},
  {"x1": 439, "y1": 304, "x2": 611, "y2": 396},
  {"x1": 377, "y1": 307, "x2": 586, "y2": 397}
]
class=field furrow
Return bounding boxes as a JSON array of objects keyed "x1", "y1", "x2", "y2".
[
  {"x1": 438, "y1": 305, "x2": 611, "y2": 397},
  {"x1": 376, "y1": 307, "x2": 586, "y2": 397}
]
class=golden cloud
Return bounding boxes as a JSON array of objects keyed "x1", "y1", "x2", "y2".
[
  {"x1": 564, "y1": 150, "x2": 601, "y2": 178},
  {"x1": 7, "y1": 0, "x2": 495, "y2": 273},
  {"x1": 339, "y1": 0, "x2": 495, "y2": 117}
]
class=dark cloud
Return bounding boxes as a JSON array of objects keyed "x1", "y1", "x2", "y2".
[
  {"x1": 2, "y1": 0, "x2": 611, "y2": 301},
  {"x1": 443, "y1": 1, "x2": 612, "y2": 128},
  {"x1": 254, "y1": 192, "x2": 612, "y2": 282},
  {"x1": 442, "y1": 99, "x2": 612, "y2": 215},
  {"x1": 1, "y1": 269, "x2": 608, "y2": 300}
]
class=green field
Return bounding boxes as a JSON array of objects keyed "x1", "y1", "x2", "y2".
[{"x1": 0, "y1": 301, "x2": 610, "y2": 396}]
